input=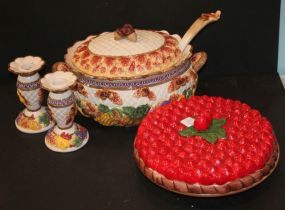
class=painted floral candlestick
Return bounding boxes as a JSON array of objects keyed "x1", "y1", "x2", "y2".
[
  {"x1": 40, "y1": 71, "x2": 89, "y2": 152},
  {"x1": 8, "y1": 56, "x2": 54, "y2": 133}
]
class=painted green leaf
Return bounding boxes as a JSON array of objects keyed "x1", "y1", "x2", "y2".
[
  {"x1": 76, "y1": 99, "x2": 82, "y2": 108},
  {"x1": 134, "y1": 104, "x2": 151, "y2": 119},
  {"x1": 179, "y1": 118, "x2": 227, "y2": 144},
  {"x1": 122, "y1": 107, "x2": 136, "y2": 119},
  {"x1": 38, "y1": 114, "x2": 50, "y2": 126},
  {"x1": 112, "y1": 108, "x2": 124, "y2": 117},
  {"x1": 98, "y1": 104, "x2": 111, "y2": 113},
  {"x1": 182, "y1": 89, "x2": 193, "y2": 99},
  {"x1": 73, "y1": 137, "x2": 83, "y2": 147}
]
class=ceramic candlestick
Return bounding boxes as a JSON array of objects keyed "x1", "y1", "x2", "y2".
[
  {"x1": 8, "y1": 56, "x2": 54, "y2": 133},
  {"x1": 40, "y1": 71, "x2": 89, "y2": 152}
]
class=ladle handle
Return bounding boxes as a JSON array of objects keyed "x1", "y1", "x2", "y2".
[{"x1": 179, "y1": 10, "x2": 221, "y2": 51}]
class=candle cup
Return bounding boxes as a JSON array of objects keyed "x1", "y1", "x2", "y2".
[
  {"x1": 40, "y1": 71, "x2": 89, "y2": 152},
  {"x1": 8, "y1": 56, "x2": 54, "y2": 133}
]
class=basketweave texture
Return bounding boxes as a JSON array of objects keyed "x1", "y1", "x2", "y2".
[
  {"x1": 71, "y1": 30, "x2": 182, "y2": 79},
  {"x1": 88, "y1": 30, "x2": 165, "y2": 56}
]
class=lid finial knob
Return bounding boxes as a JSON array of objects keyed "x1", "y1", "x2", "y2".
[{"x1": 114, "y1": 24, "x2": 137, "y2": 42}]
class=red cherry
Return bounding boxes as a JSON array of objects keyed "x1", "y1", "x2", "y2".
[
  {"x1": 158, "y1": 147, "x2": 168, "y2": 155},
  {"x1": 184, "y1": 169, "x2": 196, "y2": 183},
  {"x1": 178, "y1": 151, "x2": 186, "y2": 159},
  {"x1": 158, "y1": 159, "x2": 169, "y2": 172},
  {"x1": 141, "y1": 138, "x2": 149, "y2": 147},
  {"x1": 185, "y1": 105, "x2": 194, "y2": 113},
  {"x1": 229, "y1": 163, "x2": 243, "y2": 179},
  {"x1": 194, "y1": 115, "x2": 212, "y2": 131},
  {"x1": 164, "y1": 139, "x2": 173, "y2": 148},
  {"x1": 202, "y1": 111, "x2": 213, "y2": 120},
  {"x1": 178, "y1": 97, "x2": 187, "y2": 105},
  {"x1": 176, "y1": 124, "x2": 185, "y2": 132},
  {"x1": 152, "y1": 127, "x2": 162, "y2": 135},
  {"x1": 172, "y1": 146, "x2": 180, "y2": 154},
  {"x1": 139, "y1": 147, "x2": 148, "y2": 159},
  {"x1": 165, "y1": 167, "x2": 177, "y2": 179},
  {"x1": 244, "y1": 159, "x2": 256, "y2": 174},
  {"x1": 135, "y1": 138, "x2": 141, "y2": 148},
  {"x1": 184, "y1": 144, "x2": 194, "y2": 153}
]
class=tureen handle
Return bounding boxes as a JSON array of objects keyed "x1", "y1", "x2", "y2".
[
  {"x1": 179, "y1": 10, "x2": 221, "y2": 51},
  {"x1": 52, "y1": 62, "x2": 72, "y2": 72},
  {"x1": 52, "y1": 62, "x2": 79, "y2": 91},
  {"x1": 189, "y1": 52, "x2": 207, "y2": 73}
]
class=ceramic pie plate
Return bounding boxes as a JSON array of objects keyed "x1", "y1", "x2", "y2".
[{"x1": 134, "y1": 142, "x2": 279, "y2": 197}]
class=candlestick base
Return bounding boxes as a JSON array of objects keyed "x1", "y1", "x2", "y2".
[
  {"x1": 15, "y1": 106, "x2": 54, "y2": 134},
  {"x1": 45, "y1": 123, "x2": 89, "y2": 152}
]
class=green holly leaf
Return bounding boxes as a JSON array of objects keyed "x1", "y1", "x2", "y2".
[
  {"x1": 179, "y1": 118, "x2": 227, "y2": 144},
  {"x1": 211, "y1": 118, "x2": 226, "y2": 128},
  {"x1": 199, "y1": 132, "x2": 218, "y2": 144},
  {"x1": 179, "y1": 126, "x2": 197, "y2": 137},
  {"x1": 98, "y1": 104, "x2": 111, "y2": 113},
  {"x1": 182, "y1": 89, "x2": 193, "y2": 99},
  {"x1": 214, "y1": 127, "x2": 226, "y2": 138},
  {"x1": 38, "y1": 114, "x2": 50, "y2": 126}
]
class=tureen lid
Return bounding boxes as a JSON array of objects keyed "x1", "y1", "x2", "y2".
[
  {"x1": 88, "y1": 30, "x2": 166, "y2": 57},
  {"x1": 67, "y1": 26, "x2": 183, "y2": 79},
  {"x1": 66, "y1": 11, "x2": 221, "y2": 79}
]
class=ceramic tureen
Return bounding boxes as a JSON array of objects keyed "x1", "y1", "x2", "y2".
[{"x1": 53, "y1": 10, "x2": 221, "y2": 126}]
